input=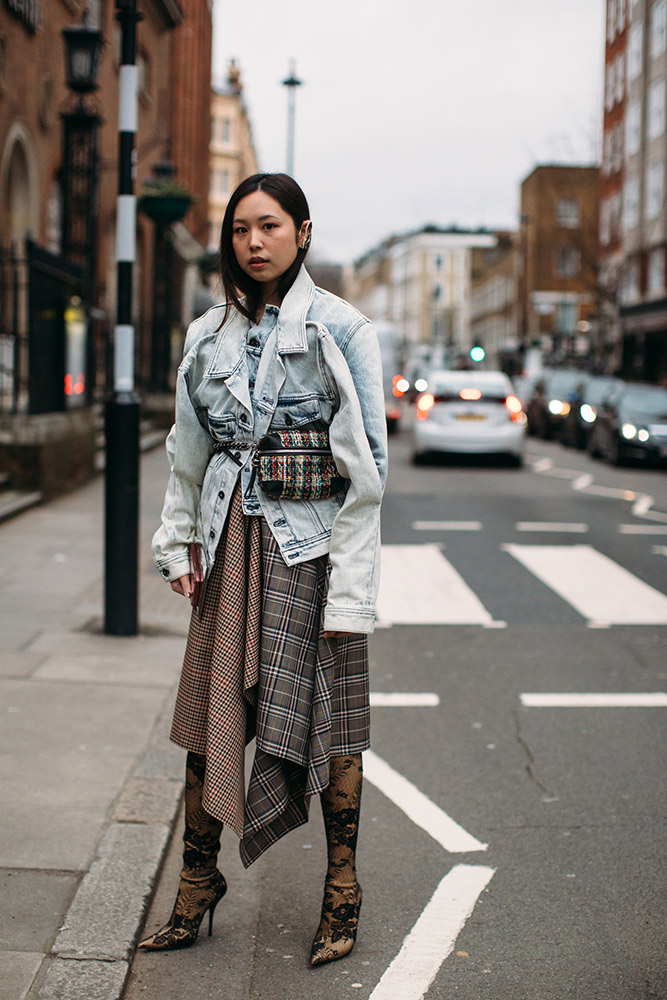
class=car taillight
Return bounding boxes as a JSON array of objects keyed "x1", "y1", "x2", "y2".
[
  {"x1": 505, "y1": 395, "x2": 523, "y2": 421},
  {"x1": 417, "y1": 393, "x2": 435, "y2": 420}
]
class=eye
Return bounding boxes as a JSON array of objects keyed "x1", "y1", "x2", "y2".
[
  {"x1": 263, "y1": 222, "x2": 277, "y2": 230},
  {"x1": 233, "y1": 225, "x2": 247, "y2": 235}
]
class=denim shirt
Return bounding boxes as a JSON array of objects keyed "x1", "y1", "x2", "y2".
[{"x1": 152, "y1": 266, "x2": 388, "y2": 634}]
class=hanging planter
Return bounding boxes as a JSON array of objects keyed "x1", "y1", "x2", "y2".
[{"x1": 138, "y1": 182, "x2": 194, "y2": 225}]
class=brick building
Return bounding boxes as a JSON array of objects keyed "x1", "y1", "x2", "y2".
[
  {"x1": 208, "y1": 60, "x2": 259, "y2": 253},
  {"x1": 518, "y1": 165, "x2": 600, "y2": 366},
  {"x1": 470, "y1": 233, "x2": 520, "y2": 371},
  {"x1": 0, "y1": 0, "x2": 212, "y2": 493}
]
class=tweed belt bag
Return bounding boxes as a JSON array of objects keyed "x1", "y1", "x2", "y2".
[{"x1": 253, "y1": 428, "x2": 346, "y2": 501}]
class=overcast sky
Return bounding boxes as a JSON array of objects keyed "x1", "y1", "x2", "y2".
[{"x1": 212, "y1": 0, "x2": 605, "y2": 265}]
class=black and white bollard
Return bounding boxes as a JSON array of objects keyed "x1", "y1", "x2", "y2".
[{"x1": 105, "y1": 0, "x2": 141, "y2": 635}]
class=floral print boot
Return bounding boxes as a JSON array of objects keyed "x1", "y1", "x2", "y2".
[
  {"x1": 311, "y1": 754, "x2": 363, "y2": 966},
  {"x1": 138, "y1": 752, "x2": 226, "y2": 951}
]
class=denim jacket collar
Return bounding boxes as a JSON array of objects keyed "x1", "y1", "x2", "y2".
[{"x1": 203, "y1": 266, "x2": 315, "y2": 379}]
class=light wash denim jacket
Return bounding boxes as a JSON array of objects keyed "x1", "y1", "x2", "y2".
[{"x1": 152, "y1": 266, "x2": 388, "y2": 634}]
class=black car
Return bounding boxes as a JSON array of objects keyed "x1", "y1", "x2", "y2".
[
  {"x1": 561, "y1": 375, "x2": 626, "y2": 449},
  {"x1": 588, "y1": 383, "x2": 667, "y2": 465},
  {"x1": 525, "y1": 370, "x2": 590, "y2": 439}
]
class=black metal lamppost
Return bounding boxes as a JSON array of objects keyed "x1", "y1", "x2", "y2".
[{"x1": 282, "y1": 62, "x2": 302, "y2": 177}]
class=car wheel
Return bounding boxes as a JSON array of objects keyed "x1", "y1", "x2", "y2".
[
  {"x1": 412, "y1": 451, "x2": 428, "y2": 466},
  {"x1": 507, "y1": 453, "x2": 523, "y2": 469}
]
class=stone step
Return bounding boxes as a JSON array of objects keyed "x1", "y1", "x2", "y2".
[{"x1": 0, "y1": 488, "x2": 43, "y2": 523}]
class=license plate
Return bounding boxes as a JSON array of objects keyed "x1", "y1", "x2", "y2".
[{"x1": 456, "y1": 413, "x2": 487, "y2": 421}]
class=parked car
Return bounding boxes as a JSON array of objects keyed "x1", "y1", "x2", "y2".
[
  {"x1": 412, "y1": 370, "x2": 526, "y2": 466},
  {"x1": 525, "y1": 370, "x2": 589, "y2": 439},
  {"x1": 588, "y1": 382, "x2": 667, "y2": 465},
  {"x1": 561, "y1": 375, "x2": 626, "y2": 449},
  {"x1": 375, "y1": 322, "x2": 405, "y2": 434}
]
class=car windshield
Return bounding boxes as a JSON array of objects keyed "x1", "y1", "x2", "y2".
[
  {"x1": 620, "y1": 386, "x2": 667, "y2": 417},
  {"x1": 545, "y1": 372, "x2": 588, "y2": 396},
  {"x1": 584, "y1": 378, "x2": 624, "y2": 405}
]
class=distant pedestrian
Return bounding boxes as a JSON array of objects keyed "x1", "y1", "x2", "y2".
[{"x1": 142, "y1": 173, "x2": 387, "y2": 965}]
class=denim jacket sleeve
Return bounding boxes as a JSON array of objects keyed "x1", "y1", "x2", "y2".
[
  {"x1": 152, "y1": 354, "x2": 215, "y2": 582},
  {"x1": 319, "y1": 320, "x2": 388, "y2": 633}
]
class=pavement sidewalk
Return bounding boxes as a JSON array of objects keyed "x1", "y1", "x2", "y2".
[{"x1": 1, "y1": 446, "x2": 191, "y2": 1000}]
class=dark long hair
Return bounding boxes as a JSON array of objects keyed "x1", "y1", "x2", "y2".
[{"x1": 219, "y1": 173, "x2": 311, "y2": 324}]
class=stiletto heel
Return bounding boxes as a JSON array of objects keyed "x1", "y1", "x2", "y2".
[
  {"x1": 310, "y1": 879, "x2": 362, "y2": 966},
  {"x1": 138, "y1": 869, "x2": 227, "y2": 951}
]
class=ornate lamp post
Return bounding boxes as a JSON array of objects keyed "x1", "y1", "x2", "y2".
[{"x1": 61, "y1": 12, "x2": 104, "y2": 296}]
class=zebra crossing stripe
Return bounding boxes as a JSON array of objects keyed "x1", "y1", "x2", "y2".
[
  {"x1": 377, "y1": 545, "x2": 498, "y2": 626},
  {"x1": 368, "y1": 864, "x2": 495, "y2": 1000},
  {"x1": 503, "y1": 544, "x2": 667, "y2": 625}
]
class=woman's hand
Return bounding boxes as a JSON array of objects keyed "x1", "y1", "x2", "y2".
[
  {"x1": 323, "y1": 630, "x2": 359, "y2": 639},
  {"x1": 170, "y1": 574, "x2": 193, "y2": 599}
]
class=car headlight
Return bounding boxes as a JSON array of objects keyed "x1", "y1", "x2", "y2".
[
  {"x1": 548, "y1": 398, "x2": 562, "y2": 415},
  {"x1": 621, "y1": 423, "x2": 637, "y2": 440},
  {"x1": 580, "y1": 404, "x2": 596, "y2": 424},
  {"x1": 638, "y1": 428, "x2": 649, "y2": 443}
]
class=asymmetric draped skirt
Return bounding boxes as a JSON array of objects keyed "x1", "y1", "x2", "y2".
[{"x1": 170, "y1": 485, "x2": 370, "y2": 867}]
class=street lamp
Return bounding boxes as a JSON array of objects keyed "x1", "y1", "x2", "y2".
[
  {"x1": 282, "y1": 61, "x2": 302, "y2": 176},
  {"x1": 62, "y1": 12, "x2": 104, "y2": 96}
]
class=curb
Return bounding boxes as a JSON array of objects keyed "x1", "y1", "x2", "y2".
[{"x1": 34, "y1": 687, "x2": 184, "y2": 1000}]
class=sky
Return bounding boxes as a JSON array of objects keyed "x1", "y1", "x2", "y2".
[{"x1": 212, "y1": 0, "x2": 606, "y2": 266}]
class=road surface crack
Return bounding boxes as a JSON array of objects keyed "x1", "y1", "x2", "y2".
[{"x1": 512, "y1": 710, "x2": 555, "y2": 797}]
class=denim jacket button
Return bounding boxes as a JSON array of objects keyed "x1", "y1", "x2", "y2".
[
  {"x1": 218, "y1": 490, "x2": 225, "y2": 499},
  {"x1": 162, "y1": 568, "x2": 170, "y2": 577},
  {"x1": 284, "y1": 414, "x2": 293, "y2": 426},
  {"x1": 209, "y1": 530, "x2": 215, "y2": 539},
  {"x1": 239, "y1": 413, "x2": 248, "y2": 423}
]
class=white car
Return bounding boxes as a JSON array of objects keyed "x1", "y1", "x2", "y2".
[{"x1": 412, "y1": 370, "x2": 527, "y2": 466}]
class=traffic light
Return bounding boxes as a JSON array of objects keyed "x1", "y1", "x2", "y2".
[{"x1": 470, "y1": 343, "x2": 485, "y2": 363}]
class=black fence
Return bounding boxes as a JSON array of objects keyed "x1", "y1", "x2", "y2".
[{"x1": 0, "y1": 239, "x2": 86, "y2": 415}]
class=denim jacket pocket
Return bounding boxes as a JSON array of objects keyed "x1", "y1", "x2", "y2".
[{"x1": 270, "y1": 396, "x2": 322, "y2": 429}]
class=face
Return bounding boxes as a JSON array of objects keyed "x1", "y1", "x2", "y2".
[{"x1": 232, "y1": 191, "x2": 300, "y2": 295}]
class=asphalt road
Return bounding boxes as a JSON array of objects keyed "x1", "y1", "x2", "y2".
[{"x1": 125, "y1": 431, "x2": 667, "y2": 1000}]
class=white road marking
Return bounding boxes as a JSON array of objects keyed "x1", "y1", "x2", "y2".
[
  {"x1": 515, "y1": 522, "x2": 588, "y2": 533},
  {"x1": 572, "y1": 473, "x2": 593, "y2": 490},
  {"x1": 378, "y1": 544, "x2": 498, "y2": 626},
  {"x1": 370, "y1": 692, "x2": 440, "y2": 707},
  {"x1": 368, "y1": 865, "x2": 495, "y2": 1000},
  {"x1": 531, "y1": 457, "x2": 552, "y2": 472},
  {"x1": 653, "y1": 546, "x2": 667, "y2": 557},
  {"x1": 363, "y1": 749, "x2": 487, "y2": 853},
  {"x1": 412, "y1": 520, "x2": 482, "y2": 531},
  {"x1": 503, "y1": 544, "x2": 667, "y2": 625},
  {"x1": 633, "y1": 494, "x2": 654, "y2": 516},
  {"x1": 619, "y1": 524, "x2": 667, "y2": 535},
  {"x1": 583, "y1": 483, "x2": 636, "y2": 500},
  {"x1": 521, "y1": 692, "x2": 667, "y2": 708}
]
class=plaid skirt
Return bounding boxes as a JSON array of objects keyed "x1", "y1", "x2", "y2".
[{"x1": 170, "y1": 485, "x2": 370, "y2": 867}]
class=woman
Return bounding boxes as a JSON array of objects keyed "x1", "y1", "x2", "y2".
[{"x1": 141, "y1": 173, "x2": 387, "y2": 966}]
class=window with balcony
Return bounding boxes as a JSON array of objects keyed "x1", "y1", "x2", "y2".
[
  {"x1": 648, "y1": 247, "x2": 665, "y2": 293},
  {"x1": 623, "y1": 176, "x2": 640, "y2": 231},
  {"x1": 646, "y1": 161, "x2": 664, "y2": 219},
  {"x1": 628, "y1": 21, "x2": 644, "y2": 81},
  {"x1": 626, "y1": 98, "x2": 642, "y2": 156},
  {"x1": 651, "y1": 0, "x2": 667, "y2": 57},
  {"x1": 649, "y1": 77, "x2": 666, "y2": 137},
  {"x1": 556, "y1": 198, "x2": 581, "y2": 228}
]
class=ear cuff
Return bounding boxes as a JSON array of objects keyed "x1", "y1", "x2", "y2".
[{"x1": 298, "y1": 220, "x2": 312, "y2": 250}]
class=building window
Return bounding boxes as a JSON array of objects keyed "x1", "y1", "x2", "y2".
[
  {"x1": 648, "y1": 77, "x2": 666, "y2": 136},
  {"x1": 623, "y1": 176, "x2": 640, "y2": 231},
  {"x1": 222, "y1": 117, "x2": 231, "y2": 143},
  {"x1": 600, "y1": 199, "x2": 612, "y2": 246},
  {"x1": 605, "y1": 64, "x2": 615, "y2": 111},
  {"x1": 615, "y1": 52, "x2": 625, "y2": 102},
  {"x1": 651, "y1": 0, "x2": 667, "y2": 57},
  {"x1": 628, "y1": 21, "x2": 644, "y2": 81},
  {"x1": 608, "y1": 0, "x2": 617, "y2": 43},
  {"x1": 648, "y1": 247, "x2": 665, "y2": 293},
  {"x1": 626, "y1": 98, "x2": 642, "y2": 156},
  {"x1": 603, "y1": 131, "x2": 613, "y2": 175},
  {"x1": 555, "y1": 247, "x2": 580, "y2": 277},
  {"x1": 618, "y1": 0, "x2": 627, "y2": 30},
  {"x1": 621, "y1": 259, "x2": 640, "y2": 302},
  {"x1": 646, "y1": 161, "x2": 664, "y2": 219},
  {"x1": 556, "y1": 198, "x2": 581, "y2": 228}
]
